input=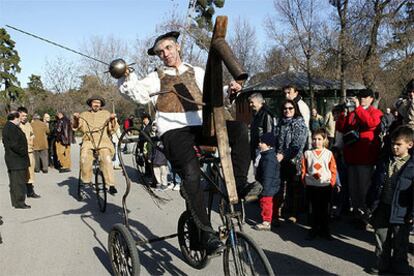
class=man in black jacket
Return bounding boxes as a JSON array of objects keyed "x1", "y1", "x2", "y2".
[
  {"x1": 2, "y1": 111, "x2": 31, "y2": 209},
  {"x1": 248, "y1": 93, "x2": 276, "y2": 161}
]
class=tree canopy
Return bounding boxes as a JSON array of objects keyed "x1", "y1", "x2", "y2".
[{"x1": 0, "y1": 28, "x2": 24, "y2": 112}]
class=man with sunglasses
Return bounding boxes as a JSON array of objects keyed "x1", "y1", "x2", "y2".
[{"x1": 118, "y1": 31, "x2": 260, "y2": 255}]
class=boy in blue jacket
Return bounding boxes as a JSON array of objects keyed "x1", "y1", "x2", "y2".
[
  {"x1": 254, "y1": 133, "x2": 281, "y2": 231},
  {"x1": 368, "y1": 125, "x2": 414, "y2": 275}
]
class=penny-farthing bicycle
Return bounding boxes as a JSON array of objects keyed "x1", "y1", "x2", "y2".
[
  {"x1": 107, "y1": 16, "x2": 274, "y2": 276},
  {"x1": 76, "y1": 116, "x2": 114, "y2": 213}
]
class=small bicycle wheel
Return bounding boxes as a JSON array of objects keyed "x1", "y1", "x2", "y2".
[
  {"x1": 177, "y1": 211, "x2": 210, "y2": 269},
  {"x1": 95, "y1": 168, "x2": 107, "y2": 212},
  {"x1": 223, "y1": 231, "x2": 274, "y2": 276},
  {"x1": 108, "y1": 223, "x2": 140, "y2": 276}
]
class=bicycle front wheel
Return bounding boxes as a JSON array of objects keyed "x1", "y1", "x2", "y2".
[
  {"x1": 223, "y1": 231, "x2": 274, "y2": 276},
  {"x1": 95, "y1": 168, "x2": 107, "y2": 212}
]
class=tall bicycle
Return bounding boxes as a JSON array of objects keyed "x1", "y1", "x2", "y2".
[
  {"x1": 108, "y1": 129, "x2": 274, "y2": 275},
  {"x1": 177, "y1": 146, "x2": 274, "y2": 275},
  {"x1": 108, "y1": 15, "x2": 274, "y2": 276},
  {"x1": 76, "y1": 116, "x2": 114, "y2": 213}
]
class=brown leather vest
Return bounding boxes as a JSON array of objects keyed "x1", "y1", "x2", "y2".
[{"x1": 155, "y1": 67, "x2": 203, "y2": 113}]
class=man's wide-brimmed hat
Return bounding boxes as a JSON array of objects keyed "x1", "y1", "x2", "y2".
[
  {"x1": 147, "y1": 31, "x2": 180, "y2": 56},
  {"x1": 86, "y1": 95, "x2": 106, "y2": 107}
]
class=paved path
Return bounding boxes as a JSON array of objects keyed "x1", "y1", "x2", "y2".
[{"x1": 0, "y1": 142, "x2": 413, "y2": 275}]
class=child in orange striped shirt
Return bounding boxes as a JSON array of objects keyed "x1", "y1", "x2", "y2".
[{"x1": 301, "y1": 128, "x2": 337, "y2": 240}]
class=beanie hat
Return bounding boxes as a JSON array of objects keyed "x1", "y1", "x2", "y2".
[
  {"x1": 259, "y1": 132, "x2": 275, "y2": 147},
  {"x1": 358, "y1": 89, "x2": 374, "y2": 98}
]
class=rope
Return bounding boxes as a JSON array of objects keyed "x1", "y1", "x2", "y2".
[{"x1": 149, "y1": 90, "x2": 206, "y2": 106}]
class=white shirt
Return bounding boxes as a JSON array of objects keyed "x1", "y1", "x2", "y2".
[{"x1": 118, "y1": 63, "x2": 205, "y2": 136}]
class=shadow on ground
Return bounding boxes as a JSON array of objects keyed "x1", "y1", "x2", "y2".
[{"x1": 56, "y1": 170, "x2": 189, "y2": 275}]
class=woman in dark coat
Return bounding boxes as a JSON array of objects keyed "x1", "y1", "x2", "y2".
[{"x1": 274, "y1": 99, "x2": 308, "y2": 223}]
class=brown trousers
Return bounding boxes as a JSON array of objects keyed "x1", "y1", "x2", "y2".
[
  {"x1": 80, "y1": 146, "x2": 115, "y2": 186},
  {"x1": 55, "y1": 142, "x2": 71, "y2": 169}
]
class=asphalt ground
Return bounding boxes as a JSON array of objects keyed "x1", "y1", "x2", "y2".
[{"x1": 0, "y1": 141, "x2": 413, "y2": 275}]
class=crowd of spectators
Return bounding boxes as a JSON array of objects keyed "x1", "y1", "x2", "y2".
[
  {"x1": 2, "y1": 78, "x2": 413, "y2": 273},
  {"x1": 245, "y1": 81, "x2": 414, "y2": 275}
]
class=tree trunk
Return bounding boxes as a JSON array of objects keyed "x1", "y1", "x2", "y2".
[
  {"x1": 306, "y1": 56, "x2": 314, "y2": 110},
  {"x1": 338, "y1": 0, "x2": 348, "y2": 102}
]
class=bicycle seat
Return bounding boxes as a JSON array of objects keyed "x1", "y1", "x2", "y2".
[{"x1": 198, "y1": 145, "x2": 216, "y2": 153}]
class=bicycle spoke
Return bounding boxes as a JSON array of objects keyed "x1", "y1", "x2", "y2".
[{"x1": 223, "y1": 231, "x2": 274, "y2": 276}]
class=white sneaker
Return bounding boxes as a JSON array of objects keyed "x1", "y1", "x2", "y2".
[
  {"x1": 167, "y1": 183, "x2": 175, "y2": 189},
  {"x1": 173, "y1": 185, "x2": 181, "y2": 191},
  {"x1": 254, "y1": 221, "x2": 271, "y2": 231}
]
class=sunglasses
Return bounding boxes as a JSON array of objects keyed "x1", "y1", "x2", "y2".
[{"x1": 283, "y1": 107, "x2": 294, "y2": 111}]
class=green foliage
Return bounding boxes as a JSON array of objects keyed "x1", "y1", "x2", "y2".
[
  {"x1": 194, "y1": 0, "x2": 225, "y2": 30},
  {"x1": 36, "y1": 107, "x2": 56, "y2": 119},
  {"x1": 27, "y1": 74, "x2": 45, "y2": 92},
  {"x1": 0, "y1": 28, "x2": 24, "y2": 111}
]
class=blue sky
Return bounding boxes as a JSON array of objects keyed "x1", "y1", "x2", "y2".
[
  {"x1": 0, "y1": 0, "x2": 332, "y2": 88},
  {"x1": 0, "y1": 0, "x2": 278, "y2": 87}
]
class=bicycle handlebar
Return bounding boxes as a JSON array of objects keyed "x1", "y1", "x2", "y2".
[{"x1": 76, "y1": 115, "x2": 115, "y2": 151}]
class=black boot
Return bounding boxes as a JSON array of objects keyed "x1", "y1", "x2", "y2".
[
  {"x1": 201, "y1": 230, "x2": 225, "y2": 255},
  {"x1": 26, "y1": 184, "x2": 41, "y2": 198}
]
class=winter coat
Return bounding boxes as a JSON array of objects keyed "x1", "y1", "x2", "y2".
[
  {"x1": 274, "y1": 116, "x2": 308, "y2": 175},
  {"x1": 367, "y1": 155, "x2": 414, "y2": 224},
  {"x1": 293, "y1": 96, "x2": 310, "y2": 130},
  {"x1": 55, "y1": 116, "x2": 74, "y2": 146},
  {"x1": 2, "y1": 121, "x2": 30, "y2": 171},
  {"x1": 123, "y1": 118, "x2": 133, "y2": 131},
  {"x1": 310, "y1": 114, "x2": 324, "y2": 133},
  {"x1": 256, "y1": 148, "x2": 280, "y2": 197},
  {"x1": 336, "y1": 105, "x2": 383, "y2": 165},
  {"x1": 149, "y1": 142, "x2": 168, "y2": 166},
  {"x1": 324, "y1": 111, "x2": 336, "y2": 138},
  {"x1": 250, "y1": 104, "x2": 275, "y2": 160},
  {"x1": 31, "y1": 119, "x2": 50, "y2": 150},
  {"x1": 395, "y1": 98, "x2": 414, "y2": 129}
]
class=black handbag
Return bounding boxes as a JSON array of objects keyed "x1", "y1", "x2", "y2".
[
  {"x1": 343, "y1": 130, "x2": 360, "y2": 145},
  {"x1": 343, "y1": 113, "x2": 360, "y2": 145}
]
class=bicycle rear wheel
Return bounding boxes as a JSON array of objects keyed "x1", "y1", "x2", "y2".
[
  {"x1": 95, "y1": 168, "x2": 107, "y2": 212},
  {"x1": 223, "y1": 231, "x2": 274, "y2": 276},
  {"x1": 177, "y1": 211, "x2": 210, "y2": 269},
  {"x1": 108, "y1": 223, "x2": 140, "y2": 276}
]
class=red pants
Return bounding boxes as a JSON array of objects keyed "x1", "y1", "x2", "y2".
[{"x1": 260, "y1": 196, "x2": 275, "y2": 222}]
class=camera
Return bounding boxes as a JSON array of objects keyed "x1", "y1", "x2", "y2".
[{"x1": 345, "y1": 98, "x2": 356, "y2": 109}]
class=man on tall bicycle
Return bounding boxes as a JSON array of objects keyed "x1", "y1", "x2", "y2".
[
  {"x1": 117, "y1": 31, "x2": 262, "y2": 254},
  {"x1": 72, "y1": 95, "x2": 119, "y2": 195}
]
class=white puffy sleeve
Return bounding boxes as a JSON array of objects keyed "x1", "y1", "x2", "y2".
[{"x1": 117, "y1": 71, "x2": 160, "y2": 104}]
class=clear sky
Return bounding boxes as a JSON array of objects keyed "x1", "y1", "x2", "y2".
[{"x1": 0, "y1": 0, "x2": 280, "y2": 87}]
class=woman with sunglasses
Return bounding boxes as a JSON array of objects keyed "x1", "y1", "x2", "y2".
[{"x1": 274, "y1": 99, "x2": 308, "y2": 224}]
